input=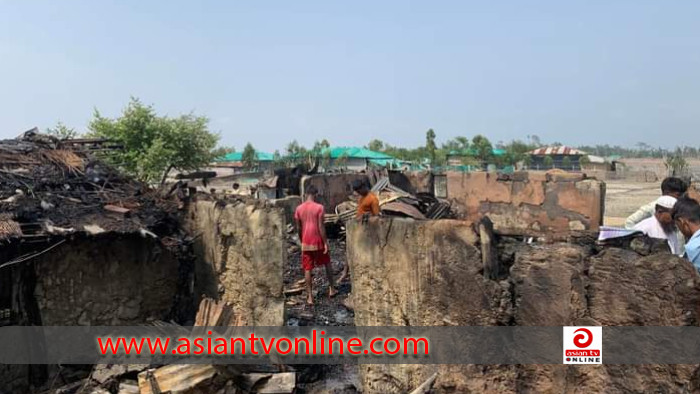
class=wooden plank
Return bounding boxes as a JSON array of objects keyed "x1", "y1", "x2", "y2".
[
  {"x1": 137, "y1": 365, "x2": 217, "y2": 394},
  {"x1": 195, "y1": 297, "x2": 238, "y2": 326},
  {"x1": 243, "y1": 372, "x2": 296, "y2": 393}
]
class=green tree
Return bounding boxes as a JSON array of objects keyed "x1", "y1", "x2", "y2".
[
  {"x1": 272, "y1": 150, "x2": 283, "y2": 166},
  {"x1": 367, "y1": 139, "x2": 385, "y2": 152},
  {"x1": 241, "y1": 143, "x2": 257, "y2": 170},
  {"x1": 88, "y1": 98, "x2": 218, "y2": 183},
  {"x1": 543, "y1": 156, "x2": 554, "y2": 169},
  {"x1": 502, "y1": 140, "x2": 535, "y2": 166},
  {"x1": 442, "y1": 136, "x2": 470, "y2": 153},
  {"x1": 562, "y1": 156, "x2": 572, "y2": 170},
  {"x1": 425, "y1": 129, "x2": 437, "y2": 164},
  {"x1": 579, "y1": 155, "x2": 591, "y2": 168},
  {"x1": 46, "y1": 121, "x2": 78, "y2": 139},
  {"x1": 665, "y1": 149, "x2": 689, "y2": 177},
  {"x1": 335, "y1": 152, "x2": 349, "y2": 169},
  {"x1": 284, "y1": 140, "x2": 307, "y2": 165},
  {"x1": 311, "y1": 140, "x2": 332, "y2": 168},
  {"x1": 313, "y1": 139, "x2": 330, "y2": 151},
  {"x1": 527, "y1": 134, "x2": 543, "y2": 147},
  {"x1": 471, "y1": 134, "x2": 494, "y2": 165},
  {"x1": 455, "y1": 136, "x2": 470, "y2": 150},
  {"x1": 285, "y1": 140, "x2": 306, "y2": 157},
  {"x1": 211, "y1": 145, "x2": 235, "y2": 160}
]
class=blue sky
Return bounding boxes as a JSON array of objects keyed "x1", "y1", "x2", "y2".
[{"x1": 1, "y1": 1, "x2": 699, "y2": 151}]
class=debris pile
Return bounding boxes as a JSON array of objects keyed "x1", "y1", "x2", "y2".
[
  {"x1": 40, "y1": 298, "x2": 298, "y2": 394},
  {"x1": 326, "y1": 177, "x2": 453, "y2": 225},
  {"x1": 0, "y1": 129, "x2": 179, "y2": 239}
]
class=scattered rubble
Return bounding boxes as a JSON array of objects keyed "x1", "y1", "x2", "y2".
[
  {"x1": 0, "y1": 129, "x2": 181, "y2": 237},
  {"x1": 2, "y1": 129, "x2": 698, "y2": 393},
  {"x1": 324, "y1": 177, "x2": 453, "y2": 234},
  {"x1": 348, "y1": 217, "x2": 700, "y2": 392}
]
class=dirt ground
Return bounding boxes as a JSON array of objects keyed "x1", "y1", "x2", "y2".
[{"x1": 604, "y1": 179, "x2": 661, "y2": 226}]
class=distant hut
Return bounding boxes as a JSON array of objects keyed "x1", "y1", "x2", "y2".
[{"x1": 529, "y1": 146, "x2": 586, "y2": 170}]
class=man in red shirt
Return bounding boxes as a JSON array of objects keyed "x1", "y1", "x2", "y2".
[{"x1": 294, "y1": 185, "x2": 337, "y2": 305}]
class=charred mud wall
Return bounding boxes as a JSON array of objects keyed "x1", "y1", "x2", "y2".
[
  {"x1": 347, "y1": 218, "x2": 700, "y2": 393},
  {"x1": 32, "y1": 233, "x2": 180, "y2": 325},
  {"x1": 301, "y1": 174, "x2": 369, "y2": 213},
  {"x1": 186, "y1": 200, "x2": 285, "y2": 326},
  {"x1": 0, "y1": 233, "x2": 185, "y2": 393},
  {"x1": 390, "y1": 170, "x2": 434, "y2": 195},
  {"x1": 446, "y1": 171, "x2": 605, "y2": 236}
]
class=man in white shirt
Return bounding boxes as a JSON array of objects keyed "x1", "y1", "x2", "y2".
[
  {"x1": 633, "y1": 195, "x2": 684, "y2": 255},
  {"x1": 625, "y1": 177, "x2": 687, "y2": 229}
]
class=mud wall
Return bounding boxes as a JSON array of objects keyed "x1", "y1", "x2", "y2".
[
  {"x1": 347, "y1": 218, "x2": 700, "y2": 393},
  {"x1": 301, "y1": 173, "x2": 368, "y2": 213},
  {"x1": 32, "y1": 234, "x2": 180, "y2": 326},
  {"x1": 389, "y1": 170, "x2": 433, "y2": 195},
  {"x1": 446, "y1": 171, "x2": 605, "y2": 236},
  {"x1": 186, "y1": 200, "x2": 285, "y2": 326},
  {"x1": 269, "y1": 195, "x2": 302, "y2": 226}
]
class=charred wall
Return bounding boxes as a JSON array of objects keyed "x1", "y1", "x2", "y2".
[
  {"x1": 0, "y1": 233, "x2": 185, "y2": 393},
  {"x1": 446, "y1": 171, "x2": 605, "y2": 237},
  {"x1": 186, "y1": 199, "x2": 285, "y2": 326},
  {"x1": 347, "y1": 218, "x2": 700, "y2": 393},
  {"x1": 32, "y1": 233, "x2": 181, "y2": 326},
  {"x1": 390, "y1": 170, "x2": 433, "y2": 195}
]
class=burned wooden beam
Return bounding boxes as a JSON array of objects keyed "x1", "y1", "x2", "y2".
[
  {"x1": 479, "y1": 216, "x2": 500, "y2": 280},
  {"x1": 138, "y1": 365, "x2": 216, "y2": 394},
  {"x1": 175, "y1": 171, "x2": 218, "y2": 180}
]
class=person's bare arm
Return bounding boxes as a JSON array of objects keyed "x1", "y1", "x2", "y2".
[{"x1": 318, "y1": 212, "x2": 328, "y2": 254}]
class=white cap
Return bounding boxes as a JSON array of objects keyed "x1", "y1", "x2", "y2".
[{"x1": 655, "y1": 195, "x2": 677, "y2": 209}]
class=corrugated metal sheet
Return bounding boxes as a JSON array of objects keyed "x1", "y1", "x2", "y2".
[
  {"x1": 381, "y1": 201, "x2": 426, "y2": 219},
  {"x1": 529, "y1": 146, "x2": 587, "y2": 156}
]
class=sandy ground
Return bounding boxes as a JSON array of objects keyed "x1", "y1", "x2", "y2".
[{"x1": 604, "y1": 180, "x2": 661, "y2": 226}]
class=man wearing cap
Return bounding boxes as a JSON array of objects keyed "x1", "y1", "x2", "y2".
[
  {"x1": 625, "y1": 177, "x2": 688, "y2": 229},
  {"x1": 633, "y1": 195, "x2": 684, "y2": 255}
]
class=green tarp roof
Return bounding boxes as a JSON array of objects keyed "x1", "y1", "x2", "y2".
[
  {"x1": 448, "y1": 148, "x2": 506, "y2": 156},
  {"x1": 368, "y1": 158, "x2": 405, "y2": 167},
  {"x1": 287, "y1": 146, "x2": 395, "y2": 160},
  {"x1": 216, "y1": 151, "x2": 275, "y2": 162},
  {"x1": 322, "y1": 147, "x2": 394, "y2": 159},
  {"x1": 216, "y1": 146, "x2": 396, "y2": 162}
]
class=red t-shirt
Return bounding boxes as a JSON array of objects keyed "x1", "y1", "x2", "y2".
[{"x1": 294, "y1": 201, "x2": 325, "y2": 251}]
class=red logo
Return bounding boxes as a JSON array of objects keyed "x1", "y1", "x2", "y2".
[{"x1": 573, "y1": 328, "x2": 593, "y2": 348}]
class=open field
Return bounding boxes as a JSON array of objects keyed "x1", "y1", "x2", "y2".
[{"x1": 604, "y1": 179, "x2": 661, "y2": 226}]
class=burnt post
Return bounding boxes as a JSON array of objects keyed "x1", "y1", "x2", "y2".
[{"x1": 479, "y1": 216, "x2": 499, "y2": 280}]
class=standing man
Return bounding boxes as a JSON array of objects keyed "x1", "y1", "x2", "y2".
[
  {"x1": 673, "y1": 196, "x2": 700, "y2": 270},
  {"x1": 625, "y1": 177, "x2": 688, "y2": 229},
  {"x1": 294, "y1": 185, "x2": 337, "y2": 305},
  {"x1": 337, "y1": 179, "x2": 380, "y2": 283},
  {"x1": 353, "y1": 179, "x2": 380, "y2": 219}
]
